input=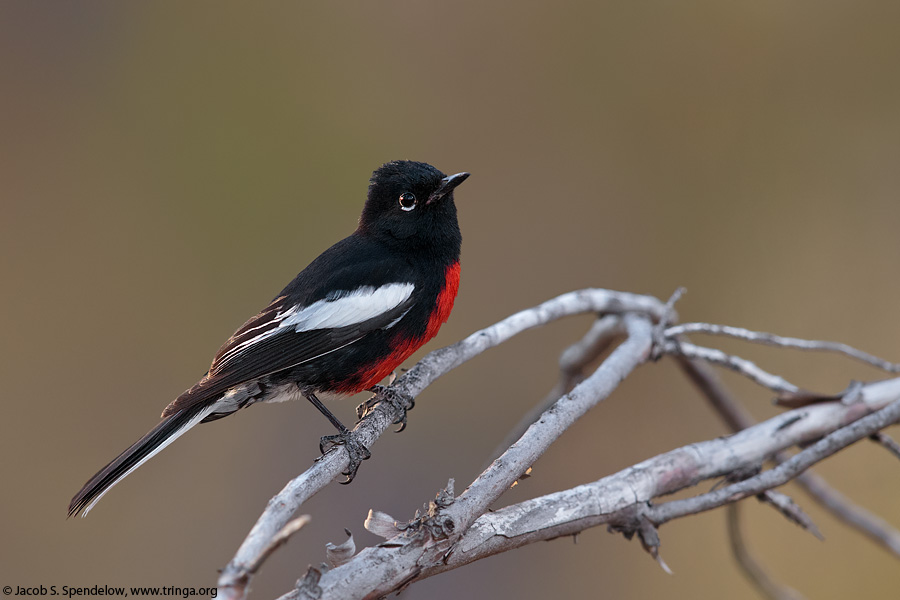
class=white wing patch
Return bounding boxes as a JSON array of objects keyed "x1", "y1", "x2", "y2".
[
  {"x1": 214, "y1": 283, "x2": 415, "y2": 371},
  {"x1": 279, "y1": 283, "x2": 415, "y2": 332}
]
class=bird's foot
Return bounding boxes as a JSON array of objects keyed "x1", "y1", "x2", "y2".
[
  {"x1": 390, "y1": 395, "x2": 415, "y2": 432},
  {"x1": 319, "y1": 430, "x2": 371, "y2": 484},
  {"x1": 357, "y1": 385, "x2": 415, "y2": 432}
]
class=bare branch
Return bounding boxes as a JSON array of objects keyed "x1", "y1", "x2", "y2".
[
  {"x1": 727, "y1": 504, "x2": 806, "y2": 600},
  {"x1": 675, "y1": 356, "x2": 756, "y2": 431},
  {"x1": 218, "y1": 289, "x2": 668, "y2": 598},
  {"x1": 445, "y1": 314, "x2": 653, "y2": 532},
  {"x1": 677, "y1": 357, "x2": 900, "y2": 559},
  {"x1": 662, "y1": 339, "x2": 800, "y2": 395},
  {"x1": 757, "y1": 491, "x2": 823, "y2": 541},
  {"x1": 219, "y1": 289, "x2": 900, "y2": 600},
  {"x1": 667, "y1": 323, "x2": 900, "y2": 373},
  {"x1": 653, "y1": 286, "x2": 685, "y2": 338},
  {"x1": 650, "y1": 286, "x2": 686, "y2": 360},
  {"x1": 275, "y1": 376, "x2": 900, "y2": 599},
  {"x1": 870, "y1": 431, "x2": 900, "y2": 461},
  {"x1": 793, "y1": 470, "x2": 900, "y2": 557},
  {"x1": 440, "y1": 381, "x2": 900, "y2": 578},
  {"x1": 647, "y1": 396, "x2": 900, "y2": 526},
  {"x1": 556, "y1": 314, "x2": 625, "y2": 389},
  {"x1": 282, "y1": 314, "x2": 655, "y2": 599},
  {"x1": 223, "y1": 516, "x2": 311, "y2": 599},
  {"x1": 486, "y1": 314, "x2": 625, "y2": 464}
]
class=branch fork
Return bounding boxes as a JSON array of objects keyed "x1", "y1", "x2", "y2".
[{"x1": 214, "y1": 287, "x2": 900, "y2": 600}]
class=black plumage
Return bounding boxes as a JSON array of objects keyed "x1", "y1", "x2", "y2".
[{"x1": 69, "y1": 160, "x2": 468, "y2": 517}]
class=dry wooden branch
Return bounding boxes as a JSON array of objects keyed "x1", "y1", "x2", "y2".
[
  {"x1": 870, "y1": 431, "x2": 900, "y2": 461},
  {"x1": 645, "y1": 394, "x2": 900, "y2": 525},
  {"x1": 217, "y1": 289, "x2": 668, "y2": 599},
  {"x1": 487, "y1": 314, "x2": 624, "y2": 468},
  {"x1": 727, "y1": 504, "x2": 806, "y2": 600},
  {"x1": 677, "y1": 357, "x2": 900, "y2": 559},
  {"x1": 662, "y1": 339, "x2": 800, "y2": 395},
  {"x1": 273, "y1": 378, "x2": 900, "y2": 599},
  {"x1": 667, "y1": 323, "x2": 900, "y2": 373},
  {"x1": 277, "y1": 314, "x2": 655, "y2": 599},
  {"x1": 214, "y1": 288, "x2": 900, "y2": 600},
  {"x1": 225, "y1": 516, "x2": 311, "y2": 600}
]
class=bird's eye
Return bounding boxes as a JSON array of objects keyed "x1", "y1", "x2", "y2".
[{"x1": 399, "y1": 192, "x2": 417, "y2": 211}]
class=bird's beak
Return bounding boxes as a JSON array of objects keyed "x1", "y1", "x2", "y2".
[{"x1": 428, "y1": 172, "x2": 470, "y2": 204}]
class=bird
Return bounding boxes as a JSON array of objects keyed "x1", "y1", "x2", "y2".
[{"x1": 68, "y1": 160, "x2": 469, "y2": 517}]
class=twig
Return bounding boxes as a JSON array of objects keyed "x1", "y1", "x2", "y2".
[
  {"x1": 675, "y1": 356, "x2": 756, "y2": 431},
  {"x1": 485, "y1": 314, "x2": 625, "y2": 464},
  {"x1": 445, "y1": 314, "x2": 652, "y2": 532},
  {"x1": 285, "y1": 314, "x2": 655, "y2": 599},
  {"x1": 792, "y1": 471, "x2": 900, "y2": 557},
  {"x1": 662, "y1": 340, "x2": 800, "y2": 395},
  {"x1": 218, "y1": 289, "x2": 668, "y2": 598},
  {"x1": 647, "y1": 397, "x2": 900, "y2": 526},
  {"x1": 221, "y1": 516, "x2": 311, "y2": 599},
  {"x1": 870, "y1": 431, "x2": 900, "y2": 461},
  {"x1": 650, "y1": 286, "x2": 686, "y2": 360},
  {"x1": 727, "y1": 504, "x2": 806, "y2": 600},
  {"x1": 273, "y1": 376, "x2": 900, "y2": 598},
  {"x1": 677, "y1": 358, "x2": 900, "y2": 559},
  {"x1": 220, "y1": 292, "x2": 900, "y2": 599},
  {"x1": 558, "y1": 315, "x2": 625, "y2": 385},
  {"x1": 666, "y1": 323, "x2": 900, "y2": 373},
  {"x1": 757, "y1": 491, "x2": 823, "y2": 541}
]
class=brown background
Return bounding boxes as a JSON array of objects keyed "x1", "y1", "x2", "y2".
[{"x1": 3, "y1": 2, "x2": 900, "y2": 598}]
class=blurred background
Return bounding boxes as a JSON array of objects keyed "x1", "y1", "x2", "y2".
[{"x1": 3, "y1": 2, "x2": 900, "y2": 598}]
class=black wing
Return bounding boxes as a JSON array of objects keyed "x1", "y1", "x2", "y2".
[{"x1": 162, "y1": 237, "x2": 416, "y2": 417}]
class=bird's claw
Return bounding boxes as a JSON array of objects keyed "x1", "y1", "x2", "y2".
[
  {"x1": 319, "y1": 430, "x2": 371, "y2": 484},
  {"x1": 391, "y1": 397, "x2": 415, "y2": 432},
  {"x1": 358, "y1": 385, "x2": 415, "y2": 432}
]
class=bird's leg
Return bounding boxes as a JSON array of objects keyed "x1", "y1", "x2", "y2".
[
  {"x1": 357, "y1": 383, "x2": 416, "y2": 432},
  {"x1": 305, "y1": 392, "x2": 371, "y2": 483}
]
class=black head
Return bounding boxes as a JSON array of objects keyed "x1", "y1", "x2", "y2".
[{"x1": 359, "y1": 160, "x2": 468, "y2": 256}]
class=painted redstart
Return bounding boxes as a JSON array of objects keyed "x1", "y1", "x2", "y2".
[{"x1": 68, "y1": 160, "x2": 468, "y2": 517}]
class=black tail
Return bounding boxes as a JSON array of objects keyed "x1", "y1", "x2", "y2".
[{"x1": 68, "y1": 402, "x2": 214, "y2": 517}]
